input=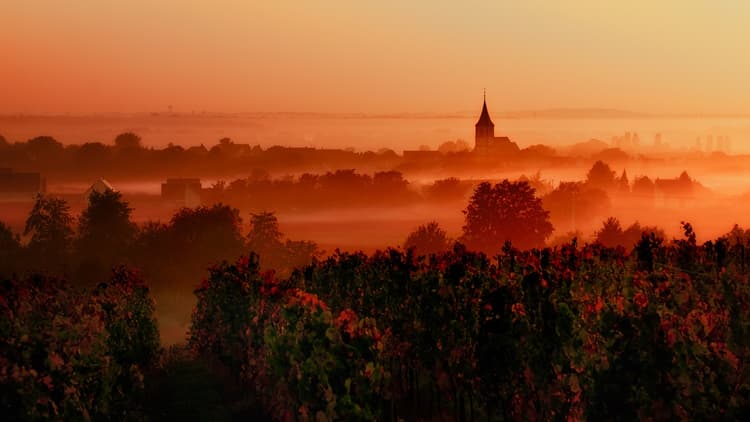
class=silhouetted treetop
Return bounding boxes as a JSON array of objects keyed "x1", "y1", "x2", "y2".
[
  {"x1": 586, "y1": 160, "x2": 616, "y2": 190},
  {"x1": 596, "y1": 217, "x2": 624, "y2": 248},
  {"x1": 169, "y1": 204, "x2": 245, "y2": 261},
  {"x1": 24, "y1": 194, "x2": 75, "y2": 271},
  {"x1": 77, "y1": 189, "x2": 137, "y2": 261},
  {"x1": 404, "y1": 221, "x2": 450, "y2": 257},
  {"x1": 114, "y1": 132, "x2": 142, "y2": 149},
  {"x1": 247, "y1": 211, "x2": 284, "y2": 253},
  {"x1": 246, "y1": 211, "x2": 319, "y2": 272},
  {"x1": 462, "y1": 180, "x2": 553, "y2": 252},
  {"x1": 27, "y1": 136, "x2": 63, "y2": 150}
]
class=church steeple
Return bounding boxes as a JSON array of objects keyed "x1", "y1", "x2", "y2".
[
  {"x1": 476, "y1": 98, "x2": 494, "y2": 127},
  {"x1": 475, "y1": 92, "x2": 495, "y2": 150}
]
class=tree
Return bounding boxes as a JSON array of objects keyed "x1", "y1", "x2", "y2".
[
  {"x1": 24, "y1": 194, "x2": 75, "y2": 272},
  {"x1": 134, "y1": 204, "x2": 244, "y2": 293},
  {"x1": 0, "y1": 221, "x2": 22, "y2": 275},
  {"x1": 586, "y1": 160, "x2": 616, "y2": 191},
  {"x1": 437, "y1": 139, "x2": 470, "y2": 153},
  {"x1": 595, "y1": 218, "x2": 663, "y2": 249},
  {"x1": 404, "y1": 221, "x2": 450, "y2": 256},
  {"x1": 246, "y1": 211, "x2": 319, "y2": 272},
  {"x1": 78, "y1": 190, "x2": 137, "y2": 254},
  {"x1": 595, "y1": 217, "x2": 624, "y2": 247},
  {"x1": 27, "y1": 136, "x2": 63, "y2": 152},
  {"x1": 76, "y1": 190, "x2": 137, "y2": 282},
  {"x1": 723, "y1": 224, "x2": 750, "y2": 247},
  {"x1": 372, "y1": 171, "x2": 412, "y2": 202},
  {"x1": 169, "y1": 204, "x2": 245, "y2": 262},
  {"x1": 247, "y1": 211, "x2": 285, "y2": 268},
  {"x1": 75, "y1": 142, "x2": 110, "y2": 165},
  {"x1": 114, "y1": 132, "x2": 142, "y2": 149},
  {"x1": 25, "y1": 136, "x2": 64, "y2": 165},
  {"x1": 542, "y1": 182, "x2": 611, "y2": 231},
  {"x1": 462, "y1": 180, "x2": 553, "y2": 252},
  {"x1": 247, "y1": 212, "x2": 283, "y2": 251},
  {"x1": 425, "y1": 177, "x2": 469, "y2": 202}
]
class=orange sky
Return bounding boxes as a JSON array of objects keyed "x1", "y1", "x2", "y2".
[{"x1": 1, "y1": 1, "x2": 749, "y2": 114}]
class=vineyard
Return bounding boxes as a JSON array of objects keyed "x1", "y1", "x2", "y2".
[
  {"x1": 190, "y1": 225, "x2": 750, "y2": 420},
  {"x1": 0, "y1": 267, "x2": 159, "y2": 419},
  {"x1": 3, "y1": 225, "x2": 750, "y2": 420}
]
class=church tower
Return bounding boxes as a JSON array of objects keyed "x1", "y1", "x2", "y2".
[{"x1": 475, "y1": 93, "x2": 495, "y2": 151}]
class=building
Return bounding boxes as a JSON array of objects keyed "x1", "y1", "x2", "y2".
[
  {"x1": 0, "y1": 168, "x2": 45, "y2": 200},
  {"x1": 85, "y1": 178, "x2": 116, "y2": 198},
  {"x1": 473, "y1": 94, "x2": 520, "y2": 155},
  {"x1": 654, "y1": 171, "x2": 695, "y2": 208},
  {"x1": 161, "y1": 178, "x2": 202, "y2": 207}
]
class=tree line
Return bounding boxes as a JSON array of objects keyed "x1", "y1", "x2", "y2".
[
  {"x1": 0, "y1": 191, "x2": 319, "y2": 289},
  {"x1": 0, "y1": 133, "x2": 400, "y2": 181}
]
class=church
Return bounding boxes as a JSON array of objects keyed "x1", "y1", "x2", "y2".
[{"x1": 474, "y1": 95, "x2": 520, "y2": 155}]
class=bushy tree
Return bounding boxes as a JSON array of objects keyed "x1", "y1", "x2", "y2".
[
  {"x1": 425, "y1": 177, "x2": 469, "y2": 202},
  {"x1": 78, "y1": 190, "x2": 137, "y2": 256},
  {"x1": 595, "y1": 217, "x2": 624, "y2": 247},
  {"x1": 75, "y1": 189, "x2": 138, "y2": 284},
  {"x1": 130, "y1": 222, "x2": 171, "y2": 283},
  {"x1": 247, "y1": 211, "x2": 318, "y2": 271},
  {"x1": 372, "y1": 171, "x2": 412, "y2": 202},
  {"x1": 247, "y1": 211, "x2": 284, "y2": 254},
  {"x1": 24, "y1": 194, "x2": 74, "y2": 272},
  {"x1": 114, "y1": 132, "x2": 142, "y2": 149},
  {"x1": 169, "y1": 204, "x2": 245, "y2": 264},
  {"x1": 462, "y1": 180, "x2": 553, "y2": 252},
  {"x1": 246, "y1": 211, "x2": 284, "y2": 270},
  {"x1": 26, "y1": 136, "x2": 63, "y2": 157},
  {"x1": 404, "y1": 221, "x2": 450, "y2": 256},
  {"x1": 595, "y1": 218, "x2": 664, "y2": 249},
  {"x1": 586, "y1": 160, "x2": 616, "y2": 190}
]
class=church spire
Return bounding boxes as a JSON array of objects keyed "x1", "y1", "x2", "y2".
[{"x1": 476, "y1": 91, "x2": 494, "y2": 127}]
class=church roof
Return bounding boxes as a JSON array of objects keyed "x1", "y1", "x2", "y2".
[
  {"x1": 476, "y1": 98, "x2": 494, "y2": 127},
  {"x1": 85, "y1": 178, "x2": 115, "y2": 197}
]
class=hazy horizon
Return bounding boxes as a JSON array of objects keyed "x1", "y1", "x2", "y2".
[{"x1": 3, "y1": 112, "x2": 749, "y2": 154}]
